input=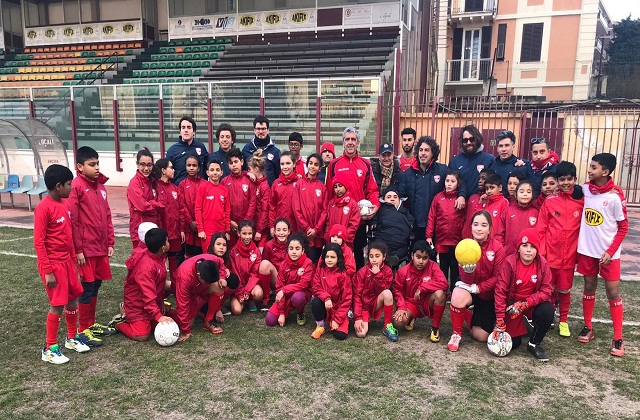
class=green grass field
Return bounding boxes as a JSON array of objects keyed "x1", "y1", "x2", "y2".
[{"x1": 0, "y1": 226, "x2": 639, "y2": 419}]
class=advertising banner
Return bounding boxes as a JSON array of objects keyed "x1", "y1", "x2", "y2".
[
  {"x1": 371, "y1": 3, "x2": 400, "y2": 24},
  {"x1": 287, "y1": 9, "x2": 316, "y2": 29},
  {"x1": 213, "y1": 14, "x2": 238, "y2": 34},
  {"x1": 343, "y1": 5, "x2": 372, "y2": 26},
  {"x1": 190, "y1": 16, "x2": 215, "y2": 38},
  {"x1": 237, "y1": 13, "x2": 261, "y2": 33},
  {"x1": 25, "y1": 20, "x2": 142, "y2": 46}
]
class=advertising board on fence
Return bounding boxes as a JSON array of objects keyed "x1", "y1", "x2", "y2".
[{"x1": 24, "y1": 20, "x2": 143, "y2": 46}]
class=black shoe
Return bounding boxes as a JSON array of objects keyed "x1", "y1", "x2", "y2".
[{"x1": 527, "y1": 342, "x2": 549, "y2": 362}]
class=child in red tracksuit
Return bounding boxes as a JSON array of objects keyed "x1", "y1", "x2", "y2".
[
  {"x1": 36, "y1": 165, "x2": 88, "y2": 364},
  {"x1": 263, "y1": 218, "x2": 290, "y2": 272},
  {"x1": 179, "y1": 155, "x2": 204, "y2": 257},
  {"x1": 493, "y1": 228, "x2": 554, "y2": 361},
  {"x1": 353, "y1": 241, "x2": 396, "y2": 341},
  {"x1": 475, "y1": 173, "x2": 508, "y2": 244},
  {"x1": 269, "y1": 151, "x2": 301, "y2": 236},
  {"x1": 115, "y1": 228, "x2": 177, "y2": 341},
  {"x1": 154, "y1": 158, "x2": 186, "y2": 285},
  {"x1": 319, "y1": 224, "x2": 357, "y2": 278},
  {"x1": 67, "y1": 147, "x2": 116, "y2": 347},
  {"x1": 506, "y1": 172, "x2": 527, "y2": 204},
  {"x1": 196, "y1": 159, "x2": 231, "y2": 253},
  {"x1": 310, "y1": 243, "x2": 352, "y2": 340},
  {"x1": 536, "y1": 162, "x2": 584, "y2": 339},
  {"x1": 426, "y1": 170, "x2": 465, "y2": 291},
  {"x1": 248, "y1": 152, "x2": 271, "y2": 246},
  {"x1": 266, "y1": 233, "x2": 315, "y2": 327},
  {"x1": 448, "y1": 210, "x2": 505, "y2": 352},
  {"x1": 223, "y1": 148, "x2": 256, "y2": 242},
  {"x1": 537, "y1": 171, "x2": 557, "y2": 209},
  {"x1": 462, "y1": 168, "x2": 495, "y2": 239},
  {"x1": 502, "y1": 180, "x2": 539, "y2": 256},
  {"x1": 292, "y1": 153, "x2": 328, "y2": 262},
  {"x1": 127, "y1": 148, "x2": 165, "y2": 248},
  {"x1": 325, "y1": 172, "x2": 360, "y2": 247},
  {"x1": 392, "y1": 240, "x2": 449, "y2": 343}
]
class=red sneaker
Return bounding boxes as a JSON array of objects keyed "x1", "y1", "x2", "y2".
[{"x1": 610, "y1": 339, "x2": 624, "y2": 357}]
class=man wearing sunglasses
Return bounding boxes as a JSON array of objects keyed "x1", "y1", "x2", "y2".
[
  {"x1": 448, "y1": 125, "x2": 495, "y2": 207},
  {"x1": 529, "y1": 137, "x2": 560, "y2": 196},
  {"x1": 493, "y1": 130, "x2": 533, "y2": 196}
]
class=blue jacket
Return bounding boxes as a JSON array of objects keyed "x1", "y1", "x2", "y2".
[
  {"x1": 448, "y1": 150, "x2": 495, "y2": 199},
  {"x1": 241, "y1": 135, "x2": 281, "y2": 185},
  {"x1": 373, "y1": 201, "x2": 414, "y2": 258},
  {"x1": 165, "y1": 138, "x2": 209, "y2": 185},
  {"x1": 399, "y1": 161, "x2": 448, "y2": 228},
  {"x1": 209, "y1": 147, "x2": 232, "y2": 178},
  {"x1": 493, "y1": 154, "x2": 534, "y2": 197}
]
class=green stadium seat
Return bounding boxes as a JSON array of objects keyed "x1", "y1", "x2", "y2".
[
  {"x1": 150, "y1": 63, "x2": 158, "y2": 69},
  {"x1": 183, "y1": 53, "x2": 192, "y2": 60},
  {"x1": 191, "y1": 46, "x2": 200, "y2": 53},
  {"x1": 225, "y1": 38, "x2": 232, "y2": 43},
  {"x1": 211, "y1": 53, "x2": 218, "y2": 59},
  {"x1": 183, "y1": 47, "x2": 192, "y2": 53},
  {"x1": 81, "y1": 52, "x2": 89, "y2": 57},
  {"x1": 168, "y1": 41, "x2": 176, "y2": 46},
  {"x1": 183, "y1": 69, "x2": 192, "y2": 77},
  {"x1": 63, "y1": 81, "x2": 71, "y2": 86},
  {"x1": 107, "y1": 57, "x2": 117, "y2": 63},
  {"x1": 189, "y1": 53, "x2": 199, "y2": 60},
  {"x1": 149, "y1": 70, "x2": 157, "y2": 77},
  {"x1": 158, "y1": 79, "x2": 166, "y2": 83},
  {"x1": 175, "y1": 62, "x2": 184, "y2": 69},
  {"x1": 158, "y1": 70, "x2": 166, "y2": 77},
  {"x1": 167, "y1": 70, "x2": 175, "y2": 77},
  {"x1": 175, "y1": 70, "x2": 183, "y2": 77},
  {"x1": 123, "y1": 79, "x2": 131, "y2": 84},
  {"x1": 142, "y1": 63, "x2": 150, "y2": 69},
  {"x1": 168, "y1": 47, "x2": 175, "y2": 54},
  {"x1": 118, "y1": 57, "x2": 125, "y2": 63},
  {"x1": 141, "y1": 71, "x2": 149, "y2": 78},
  {"x1": 175, "y1": 40, "x2": 184, "y2": 46},
  {"x1": 193, "y1": 69, "x2": 202, "y2": 77},
  {"x1": 184, "y1": 62, "x2": 192, "y2": 68},
  {"x1": 176, "y1": 78, "x2": 185, "y2": 83},
  {"x1": 167, "y1": 62, "x2": 176, "y2": 69},
  {"x1": 191, "y1": 61, "x2": 199, "y2": 67},
  {"x1": 126, "y1": 50, "x2": 133, "y2": 55},
  {"x1": 176, "y1": 54, "x2": 184, "y2": 60},
  {"x1": 131, "y1": 80, "x2": 139, "y2": 84},
  {"x1": 89, "y1": 52, "x2": 96, "y2": 57},
  {"x1": 201, "y1": 61, "x2": 210, "y2": 67},
  {"x1": 218, "y1": 45, "x2": 225, "y2": 51},
  {"x1": 149, "y1": 79, "x2": 157, "y2": 84},
  {"x1": 132, "y1": 70, "x2": 141, "y2": 77},
  {"x1": 151, "y1": 55, "x2": 158, "y2": 61},
  {"x1": 158, "y1": 62, "x2": 167, "y2": 69},
  {"x1": 198, "y1": 39, "x2": 207, "y2": 45},
  {"x1": 160, "y1": 47, "x2": 168, "y2": 54}
]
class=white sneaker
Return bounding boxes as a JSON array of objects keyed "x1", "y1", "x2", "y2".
[
  {"x1": 42, "y1": 344, "x2": 70, "y2": 365},
  {"x1": 447, "y1": 333, "x2": 462, "y2": 352},
  {"x1": 65, "y1": 337, "x2": 91, "y2": 353}
]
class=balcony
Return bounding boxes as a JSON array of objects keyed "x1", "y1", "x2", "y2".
[
  {"x1": 444, "y1": 58, "x2": 493, "y2": 84},
  {"x1": 449, "y1": 0, "x2": 497, "y2": 22}
]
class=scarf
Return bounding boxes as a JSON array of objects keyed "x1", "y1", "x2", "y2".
[
  {"x1": 531, "y1": 151, "x2": 560, "y2": 173},
  {"x1": 334, "y1": 192, "x2": 352, "y2": 207},
  {"x1": 380, "y1": 164, "x2": 393, "y2": 191},
  {"x1": 284, "y1": 253, "x2": 308, "y2": 270},
  {"x1": 588, "y1": 178, "x2": 615, "y2": 195},
  {"x1": 235, "y1": 240, "x2": 259, "y2": 259},
  {"x1": 278, "y1": 171, "x2": 299, "y2": 185},
  {"x1": 443, "y1": 189, "x2": 458, "y2": 198}
]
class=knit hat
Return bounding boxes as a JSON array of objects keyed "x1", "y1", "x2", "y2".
[
  {"x1": 518, "y1": 228, "x2": 541, "y2": 251},
  {"x1": 329, "y1": 224, "x2": 348, "y2": 240},
  {"x1": 383, "y1": 184, "x2": 400, "y2": 198},
  {"x1": 138, "y1": 222, "x2": 158, "y2": 243},
  {"x1": 321, "y1": 142, "x2": 336, "y2": 158},
  {"x1": 332, "y1": 171, "x2": 349, "y2": 190}
]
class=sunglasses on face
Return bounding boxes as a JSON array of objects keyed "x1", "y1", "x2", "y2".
[{"x1": 462, "y1": 137, "x2": 475, "y2": 144}]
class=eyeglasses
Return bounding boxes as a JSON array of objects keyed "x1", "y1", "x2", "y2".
[
  {"x1": 288, "y1": 142, "x2": 301, "y2": 148},
  {"x1": 138, "y1": 162, "x2": 154, "y2": 168},
  {"x1": 530, "y1": 137, "x2": 546, "y2": 145},
  {"x1": 254, "y1": 127, "x2": 268, "y2": 131},
  {"x1": 462, "y1": 137, "x2": 475, "y2": 144}
]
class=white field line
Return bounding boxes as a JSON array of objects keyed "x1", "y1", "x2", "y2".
[
  {"x1": 0, "y1": 251, "x2": 126, "y2": 268},
  {"x1": 0, "y1": 236, "x2": 33, "y2": 242},
  {"x1": 567, "y1": 314, "x2": 640, "y2": 327}
]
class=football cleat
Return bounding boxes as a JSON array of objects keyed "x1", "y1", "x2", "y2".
[
  {"x1": 430, "y1": 326, "x2": 440, "y2": 343},
  {"x1": 89, "y1": 322, "x2": 117, "y2": 336},
  {"x1": 610, "y1": 339, "x2": 624, "y2": 357},
  {"x1": 527, "y1": 342, "x2": 549, "y2": 362},
  {"x1": 558, "y1": 322, "x2": 571, "y2": 337},
  {"x1": 447, "y1": 333, "x2": 461, "y2": 352},
  {"x1": 311, "y1": 326, "x2": 325, "y2": 339},
  {"x1": 77, "y1": 329, "x2": 103, "y2": 347},
  {"x1": 42, "y1": 344, "x2": 69, "y2": 365},
  {"x1": 65, "y1": 337, "x2": 91, "y2": 353},
  {"x1": 383, "y1": 323, "x2": 399, "y2": 342},
  {"x1": 577, "y1": 326, "x2": 595, "y2": 343}
]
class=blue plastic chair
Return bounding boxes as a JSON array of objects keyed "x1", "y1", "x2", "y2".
[
  {"x1": 27, "y1": 176, "x2": 48, "y2": 211},
  {"x1": 0, "y1": 174, "x2": 19, "y2": 208},
  {"x1": 10, "y1": 175, "x2": 34, "y2": 207}
]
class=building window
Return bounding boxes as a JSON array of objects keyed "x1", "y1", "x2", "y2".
[
  {"x1": 520, "y1": 23, "x2": 543, "y2": 62},
  {"x1": 496, "y1": 24, "x2": 506, "y2": 61}
]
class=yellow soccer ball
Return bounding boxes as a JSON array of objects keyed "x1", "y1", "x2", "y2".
[{"x1": 455, "y1": 239, "x2": 482, "y2": 265}]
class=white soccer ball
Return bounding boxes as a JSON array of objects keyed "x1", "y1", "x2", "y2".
[
  {"x1": 358, "y1": 199, "x2": 373, "y2": 217},
  {"x1": 154, "y1": 321, "x2": 180, "y2": 347},
  {"x1": 487, "y1": 331, "x2": 513, "y2": 357}
]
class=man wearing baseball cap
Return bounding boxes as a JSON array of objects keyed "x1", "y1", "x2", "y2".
[{"x1": 371, "y1": 143, "x2": 403, "y2": 192}]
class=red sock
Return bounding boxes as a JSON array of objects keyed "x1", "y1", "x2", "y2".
[
  {"x1": 90, "y1": 296, "x2": 98, "y2": 326},
  {"x1": 432, "y1": 304, "x2": 445, "y2": 329},
  {"x1": 558, "y1": 292, "x2": 571, "y2": 323},
  {"x1": 609, "y1": 298, "x2": 624, "y2": 340},
  {"x1": 78, "y1": 302, "x2": 92, "y2": 332},
  {"x1": 583, "y1": 293, "x2": 596, "y2": 329},
  {"x1": 205, "y1": 293, "x2": 224, "y2": 323},
  {"x1": 46, "y1": 312, "x2": 61, "y2": 348},
  {"x1": 64, "y1": 307, "x2": 78, "y2": 339},
  {"x1": 383, "y1": 304, "x2": 393, "y2": 325},
  {"x1": 450, "y1": 305, "x2": 466, "y2": 335},
  {"x1": 168, "y1": 255, "x2": 178, "y2": 283},
  {"x1": 258, "y1": 273, "x2": 271, "y2": 300},
  {"x1": 465, "y1": 308, "x2": 473, "y2": 331},
  {"x1": 116, "y1": 322, "x2": 134, "y2": 339}
]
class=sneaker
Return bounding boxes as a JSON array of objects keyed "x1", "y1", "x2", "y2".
[
  {"x1": 430, "y1": 326, "x2": 440, "y2": 343},
  {"x1": 89, "y1": 322, "x2": 117, "y2": 336},
  {"x1": 383, "y1": 323, "x2": 399, "y2": 342},
  {"x1": 404, "y1": 318, "x2": 415, "y2": 331},
  {"x1": 527, "y1": 342, "x2": 550, "y2": 362},
  {"x1": 610, "y1": 339, "x2": 625, "y2": 357},
  {"x1": 558, "y1": 322, "x2": 571, "y2": 337},
  {"x1": 107, "y1": 314, "x2": 124, "y2": 330},
  {"x1": 296, "y1": 312, "x2": 306, "y2": 326},
  {"x1": 65, "y1": 337, "x2": 91, "y2": 353},
  {"x1": 311, "y1": 326, "x2": 325, "y2": 339},
  {"x1": 523, "y1": 315, "x2": 534, "y2": 335},
  {"x1": 42, "y1": 344, "x2": 69, "y2": 365},
  {"x1": 248, "y1": 302, "x2": 257, "y2": 312},
  {"x1": 222, "y1": 308, "x2": 232, "y2": 316},
  {"x1": 119, "y1": 301, "x2": 125, "y2": 317},
  {"x1": 202, "y1": 321, "x2": 223, "y2": 334},
  {"x1": 348, "y1": 309, "x2": 354, "y2": 320},
  {"x1": 447, "y1": 333, "x2": 461, "y2": 352},
  {"x1": 77, "y1": 329, "x2": 103, "y2": 347},
  {"x1": 577, "y1": 326, "x2": 595, "y2": 343},
  {"x1": 260, "y1": 299, "x2": 270, "y2": 312}
]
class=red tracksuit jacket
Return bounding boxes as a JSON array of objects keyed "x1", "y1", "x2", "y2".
[
  {"x1": 68, "y1": 172, "x2": 114, "y2": 257},
  {"x1": 179, "y1": 176, "x2": 203, "y2": 246},
  {"x1": 353, "y1": 264, "x2": 394, "y2": 322},
  {"x1": 502, "y1": 202, "x2": 539, "y2": 256},
  {"x1": 262, "y1": 239, "x2": 287, "y2": 271},
  {"x1": 475, "y1": 194, "x2": 508, "y2": 244},
  {"x1": 393, "y1": 260, "x2": 449, "y2": 311},
  {"x1": 317, "y1": 244, "x2": 356, "y2": 278},
  {"x1": 312, "y1": 265, "x2": 353, "y2": 326},
  {"x1": 458, "y1": 237, "x2": 505, "y2": 301},
  {"x1": 229, "y1": 240, "x2": 262, "y2": 298},
  {"x1": 195, "y1": 181, "x2": 230, "y2": 236},
  {"x1": 222, "y1": 171, "x2": 256, "y2": 225},
  {"x1": 254, "y1": 175, "x2": 271, "y2": 235},
  {"x1": 34, "y1": 196, "x2": 76, "y2": 273},
  {"x1": 426, "y1": 189, "x2": 465, "y2": 252},
  {"x1": 325, "y1": 152, "x2": 379, "y2": 204},
  {"x1": 536, "y1": 189, "x2": 584, "y2": 269},
  {"x1": 127, "y1": 170, "x2": 163, "y2": 241},
  {"x1": 462, "y1": 192, "x2": 481, "y2": 239},
  {"x1": 122, "y1": 249, "x2": 166, "y2": 323},
  {"x1": 174, "y1": 254, "x2": 226, "y2": 334},
  {"x1": 325, "y1": 193, "x2": 360, "y2": 246},
  {"x1": 293, "y1": 176, "x2": 328, "y2": 247},
  {"x1": 274, "y1": 254, "x2": 315, "y2": 316},
  {"x1": 269, "y1": 172, "x2": 301, "y2": 232},
  {"x1": 156, "y1": 179, "x2": 185, "y2": 242}
]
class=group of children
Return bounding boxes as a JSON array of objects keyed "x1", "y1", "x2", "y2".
[{"x1": 34, "y1": 137, "x2": 628, "y2": 364}]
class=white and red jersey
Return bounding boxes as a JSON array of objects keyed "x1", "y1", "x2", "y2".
[
  {"x1": 578, "y1": 184, "x2": 627, "y2": 260},
  {"x1": 399, "y1": 155, "x2": 416, "y2": 171}
]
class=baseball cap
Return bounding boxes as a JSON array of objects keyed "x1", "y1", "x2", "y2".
[{"x1": 378, "y1": 143, "x2": 393, "y2": 155}]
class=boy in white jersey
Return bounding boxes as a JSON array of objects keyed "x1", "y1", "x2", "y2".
[{"x1": 576, "y1": 153, "x2": 628, "y2": 357}]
